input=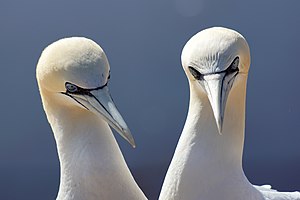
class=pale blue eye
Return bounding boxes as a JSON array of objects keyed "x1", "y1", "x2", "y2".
[
  {"x1": 65, "y1": 83, "x2": 78, "y2": 93},
  {"x1": 231, "y1": 57, "x2": 239, "y2": 69}
]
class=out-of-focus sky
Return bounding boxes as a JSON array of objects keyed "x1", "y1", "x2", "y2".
[{"x1": 0, "y1": 0, "x2": 299, "y2": 199}]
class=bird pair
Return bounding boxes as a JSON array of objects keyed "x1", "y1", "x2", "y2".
[{"x1": 36, "y1": 27, "x2": 300, "y2": 200}]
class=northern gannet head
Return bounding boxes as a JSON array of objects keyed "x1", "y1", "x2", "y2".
[
  {"x1": 36, "y1": 37, "x2": 136, "y2": 147},
  {"x1": 181, "y1": 27, "x2": 251, "y2": 134}
]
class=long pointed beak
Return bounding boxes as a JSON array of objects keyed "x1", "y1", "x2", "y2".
[
  {"x1": 71, "y1": 87, "x2": 136, "y2": 148},
  {"x1": 201, "y1": 72, "x2": 236, "y2": 134}
]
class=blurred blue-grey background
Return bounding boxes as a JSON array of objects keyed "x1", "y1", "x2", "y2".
[{"x1": 0, "y1": 0, "x2": 299, "y2": 199}]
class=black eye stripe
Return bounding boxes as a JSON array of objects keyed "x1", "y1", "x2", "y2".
[
  {"x1": 64, "y1": 81, "x2": 108, "y2": 95},
  {"x1": 188, "y1": 66, "x2": 203, "y2": 80},
  {"x1": 188, "y1": 56, "x2": 239, "y2": 78}
]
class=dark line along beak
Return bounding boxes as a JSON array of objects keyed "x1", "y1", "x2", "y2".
[
  {"x1": 200, "y1": 70, "x2": 238, "y2": 134},
  {"x1": 64, "y1": 86, "x2": 136, "y2": 148}
]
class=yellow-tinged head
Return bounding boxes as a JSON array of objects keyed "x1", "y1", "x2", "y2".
[{"x1": 36, "y1": 37, "x2": 135, "y2": 147}]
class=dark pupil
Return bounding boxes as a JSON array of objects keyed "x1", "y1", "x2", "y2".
[
  {"x1": 231, "y1": 57, "x2": 239, "y2": 69},
  {"x1": 227, "y1": 57, "x2": 239, "y2": 73},
  {"x1": 188, "y1": 67, "x2": 202, "y2": 80},
  {"x1": 66, "y1": 84, "x2": 77, "y2": 92}
]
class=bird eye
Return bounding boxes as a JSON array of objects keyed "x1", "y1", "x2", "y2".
[
  {"x1": 188, "y1": 67, "x2": 202, "y2": 80},
  {"x1": 230, "y1": 57, "x2": 239, "y2": 70},
  {"x1": 65, "y1": 82, "x2": 78, "y2": 93},
  {"x1": 225, "y1": 57, "x2": 239, "y2": 74}
]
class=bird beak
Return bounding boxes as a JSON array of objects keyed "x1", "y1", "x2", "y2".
[
  {"x1": 201, "y1": 72, "x2": 236, "y2": 134},
  {"x1": 70, "y1": 87, "x2": 136, "y2": 148}
]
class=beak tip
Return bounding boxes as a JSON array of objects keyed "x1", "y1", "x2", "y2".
[
  {"x1": 85, "y1": 88, "x2": 137, "y2": 147},
  {"x1": 217, "y1": 127, "x2": 223, "y2": 135},
  {"x1": 216, "y1": 119, "x2": 223, "y2": 135},
  {"x1": 210, "y1": 111, "x2": 224, "y2": 135},
  {"x1": 122, "y1": 129, "x2": 136, "y2": 148},
  {"x1": 129, "y1": 138, "x2": 136, "y2": 148}
]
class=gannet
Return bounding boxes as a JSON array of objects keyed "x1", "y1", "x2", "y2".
[
  {"x1": 36, "y1": 37, "x2": 147, "y2": 200},
  {"x1": 159, "y1": 27, "x2": 300, "y2": 200}
]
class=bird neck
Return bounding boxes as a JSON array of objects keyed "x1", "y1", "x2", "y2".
[
  {"x1": 42, "y1": 96, "x2": 146, "y2": 200},
  {"x1": 160, "y1": 76, "x2": 263, "y2": 200},
  {"x1": 186, "y1": 79, "x2": 247, "y2": 169}
]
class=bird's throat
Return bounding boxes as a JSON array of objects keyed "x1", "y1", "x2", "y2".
[
  {"x1": 160, "y1": 77, "x2": 263, "y2": 200},
  {"x1": 42, "y1": 101, "x2": 145, "y2": 200},
  {"x1": 187, "y1": 80, "x2": 247, "y2": 167}
]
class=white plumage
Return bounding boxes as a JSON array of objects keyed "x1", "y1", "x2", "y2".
[
  {"x1": 36, "y1": 37, "x2": 147, "y2": 200},
  {"x1": 159, "y1": 27, "x2": 300, "y2": 200}
]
